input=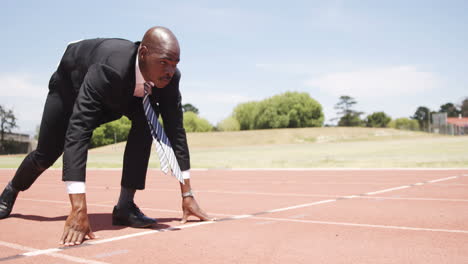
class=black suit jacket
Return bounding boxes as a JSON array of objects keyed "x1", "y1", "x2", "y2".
[{"x1": 53, "y1": 38, "x2": 190, "y2": 182}]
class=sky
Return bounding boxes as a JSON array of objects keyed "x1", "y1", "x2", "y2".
[{"x1": 1, "y1": 0, "x2": 467, "y2": 135}]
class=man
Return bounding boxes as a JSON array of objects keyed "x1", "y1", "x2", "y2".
[{"x1": 0, "y1": 27, "x2": 214, "y2": 246}]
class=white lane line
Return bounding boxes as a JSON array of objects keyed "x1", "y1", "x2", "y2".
[
  {"x1": 6, "y1": 174, "x2": 464, "y2": 259},
  {"x1": 359, "y1": 197, "x2": 468, "y2": 202},
  {"x1": 0, "y1": 241, "x2": 109, "y2": 264},
  {"x1": 343, "y1": 195, "x2": 360, "y2": 199},
  {"x1": 365, "y1": 185, "x2": 411, "y2": 195},
  {"x1": 94, "y1": 249, "x2": 129, "y2": 258},
  {"x1": 428, "y1": 176, "x2": 459, "y2": 183},
  {"x1": 41, "y1": 252, "x2": 109, "y2": 264},
  {"x1": 365, "y1": 175, "x2": 460, "y2": 196},
  {"x1": 250, "y1": 216, "x2": 468, "y2": 234},
  {"x1": 265, "y1": 199, "x2": 337, "y2": 213}
]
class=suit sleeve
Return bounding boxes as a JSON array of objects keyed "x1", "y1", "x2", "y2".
[
  {"x1": 158, "y1": 70, "x2": 190, "y2": 171},
  {"x1": 62, "y1": 64, "x2": 119, "y2": 182}
]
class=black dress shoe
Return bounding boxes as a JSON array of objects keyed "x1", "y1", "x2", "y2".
[
  {"x1": 0, "y1": 185, "x2": 19, "y2": 219},
  {"x1": 112, "y1": 202, "x2": 156, "y2": 228}
]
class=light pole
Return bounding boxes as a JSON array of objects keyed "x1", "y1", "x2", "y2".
[{"x1": 427, "y1": 109, "x2": 431, "y2": 133}]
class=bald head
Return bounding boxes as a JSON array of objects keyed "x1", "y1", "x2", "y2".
[
  {"x1": 141, "y1": 26, "x2": 180, "y2": 56},
  {"x1": 138, "y1": 26, "x2": 180, "y2": 88}
]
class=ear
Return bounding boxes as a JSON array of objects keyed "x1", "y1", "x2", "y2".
[{"x1": 139, "y1": 46, "x2": 148, "y2": 61}]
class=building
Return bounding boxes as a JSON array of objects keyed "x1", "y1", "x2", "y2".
[
  {"x1": 447, "y1": 117, "x2": 468, "y2": 135},
  {"x1": 0, "y1": 132, "x2": 36, "y2": 154},
  {"x1": 432, "y1": 112, "x2": 468, "y2": 135}
]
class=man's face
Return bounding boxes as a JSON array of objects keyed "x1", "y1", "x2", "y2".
[{"x1": 139, "y1": 45, "x2": 180, "y2": 88}]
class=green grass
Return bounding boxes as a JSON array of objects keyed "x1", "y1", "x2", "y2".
[{"x1": 1, "y1": 127, "x2": 467, "y2": 168}]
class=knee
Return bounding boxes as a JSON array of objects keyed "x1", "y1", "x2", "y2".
[{"x1": 30, "y1": 150, "x2": 61, "y2": 171}]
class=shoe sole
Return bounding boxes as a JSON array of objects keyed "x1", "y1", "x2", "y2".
[{"x1": 112, "y1": 218, "x2": 156, "y2": 228}]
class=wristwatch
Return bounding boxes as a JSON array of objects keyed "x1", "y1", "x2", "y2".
[{"x1": 182, "y1": 190, "x2": 194, "y2": 198}]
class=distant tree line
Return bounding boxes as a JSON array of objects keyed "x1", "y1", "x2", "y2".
[
  {"x1": 332, "y1": 96, "x2": 468, "y2": 131},
  {"x1": 4, "y1": 93, "x2": 468, "y2": 151}
]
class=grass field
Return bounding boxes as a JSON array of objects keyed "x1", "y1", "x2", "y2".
[{"x1": 0, "y1": 127, "x2": 467, "y2": 168}]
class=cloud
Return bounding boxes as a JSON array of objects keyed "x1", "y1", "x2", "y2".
[
  {"x1": 255, "y1": 63, "x2": 313, "y2": 75},
  {"x1": 0, "y1": 73, "x2": 48, "y2": 133},
  {"x1": 182, "y1": 80, "x2": 253, "y2": 104},
  {"x1": 181, "y1": 80, "x2": 255, "y2": 124},
  {"x1": 306, "y1": 66, "x2": 440, "y2": 98},
  {"x1": 0, "y1": 73, "x2": 47, "y2": 97}
]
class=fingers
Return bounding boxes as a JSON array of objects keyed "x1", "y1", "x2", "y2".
[
  {"x1": 59, "y1": 227, "x2": 69, "y2": 245},
  {"x1": 180, "y1": 210, "x2": 190, "y2": 224},
  {"x1": 197, "y1": 213, "x2": 217, "y2": 222},
  {"x1": 190, "y1": 205, "x2": 216, "y2": 222},
  {"x1": 181, "y1": 200, "x2": 217, "y2": 223},
  {"x1": 59, "y1": 207, "x2": 95, "y2": 246},
  {"x1": 76, "y1": 233, "x2": 85, "y2": 245},
  {"x1": 60, "y1": 228, "x2": 91, "y2": 246},
  {"x1": 70, "y1": 231, "x2": 80, "y2": 245},
  {"x1": 192, "y1": 209, "x2": 210, "y2": 221},
  {"x1": 64, "y1": 229, "x2": 74, "y2": 246},
  {"x1": 87, "y1": 230, "x2": 97, "y2": 240}
]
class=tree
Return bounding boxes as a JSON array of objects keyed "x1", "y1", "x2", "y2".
[
  {"x1": 182, "y1": 103, "x2": 199, "y2": 115},
  {"x1": 338, "y1": 113, "x2": 363, "y2": 127},
  {"x1": 0, "y1": 105, "x2": 17, "y2": 143},
  {"x1": 334, "y1": 95, "x2": 364, "y2": 127},
  {"x1": 461, "y1": 98, "x2": 468, "y2": 117},
  {"x1": 233, "y1": 92, "x2": 324, "y2": 130},
  {"x1": 439, "y1": 103, "x2": 460, "y2": 117},
  {"x1": 411, "y1": 106, "x2": 431, "y2": 131},
  {"x1": 233, "y1": 101, "x2": 260, "y2": 130},
  {"x1": 388, "y1": 118, "x2": 420, "y2": 131},
  {"x1": 90, "y1": 116, "x2": 131, "y2": 148},
  {"x1": 255, "y1": 92, "x2": 324, "y2": 129},
  {"x1": 365, "y1": 112, "x2": 392, "y2": 128},
  {"x1": 183, "y1": 112, "x2": 213, "y2": 132},
  {"x1": 217, "y1": 116, "x2": 240, "y2": 131}
]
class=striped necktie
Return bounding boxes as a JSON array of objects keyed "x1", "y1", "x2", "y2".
[{"x1": 142, "y1": 82, "x2": 184, "y2": 184}]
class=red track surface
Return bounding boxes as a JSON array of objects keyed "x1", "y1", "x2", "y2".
[{"x1": 0, "y1": 169, "x2": 467, "y2": 263}]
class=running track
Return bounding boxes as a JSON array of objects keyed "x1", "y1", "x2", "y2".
[{"x1": 0, "y1": 169, "x2": 467, "y2": 263}]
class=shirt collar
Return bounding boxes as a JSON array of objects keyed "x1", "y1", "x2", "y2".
[
  {"x1": 134, "y1": 54, "x2": 147, "y2": 97},
  {"x1": 135, "y1": 55, "x2": 144, "y2": 85}
]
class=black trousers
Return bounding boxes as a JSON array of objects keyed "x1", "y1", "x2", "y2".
[{"x1": 11, "y1": 72, "x2": 152, "y2": 191}]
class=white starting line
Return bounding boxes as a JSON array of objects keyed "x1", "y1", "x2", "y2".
[{"x1": 0, "y1": 241, "x2": 108, "y2": 264}]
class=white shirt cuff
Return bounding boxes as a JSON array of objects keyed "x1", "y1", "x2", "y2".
[
  {"x1": 65, "y1": 181, "x2": 86, "y2": 194},
  {"x1": 182, "y1": 170, "x2": 190, "y2": 179}
]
